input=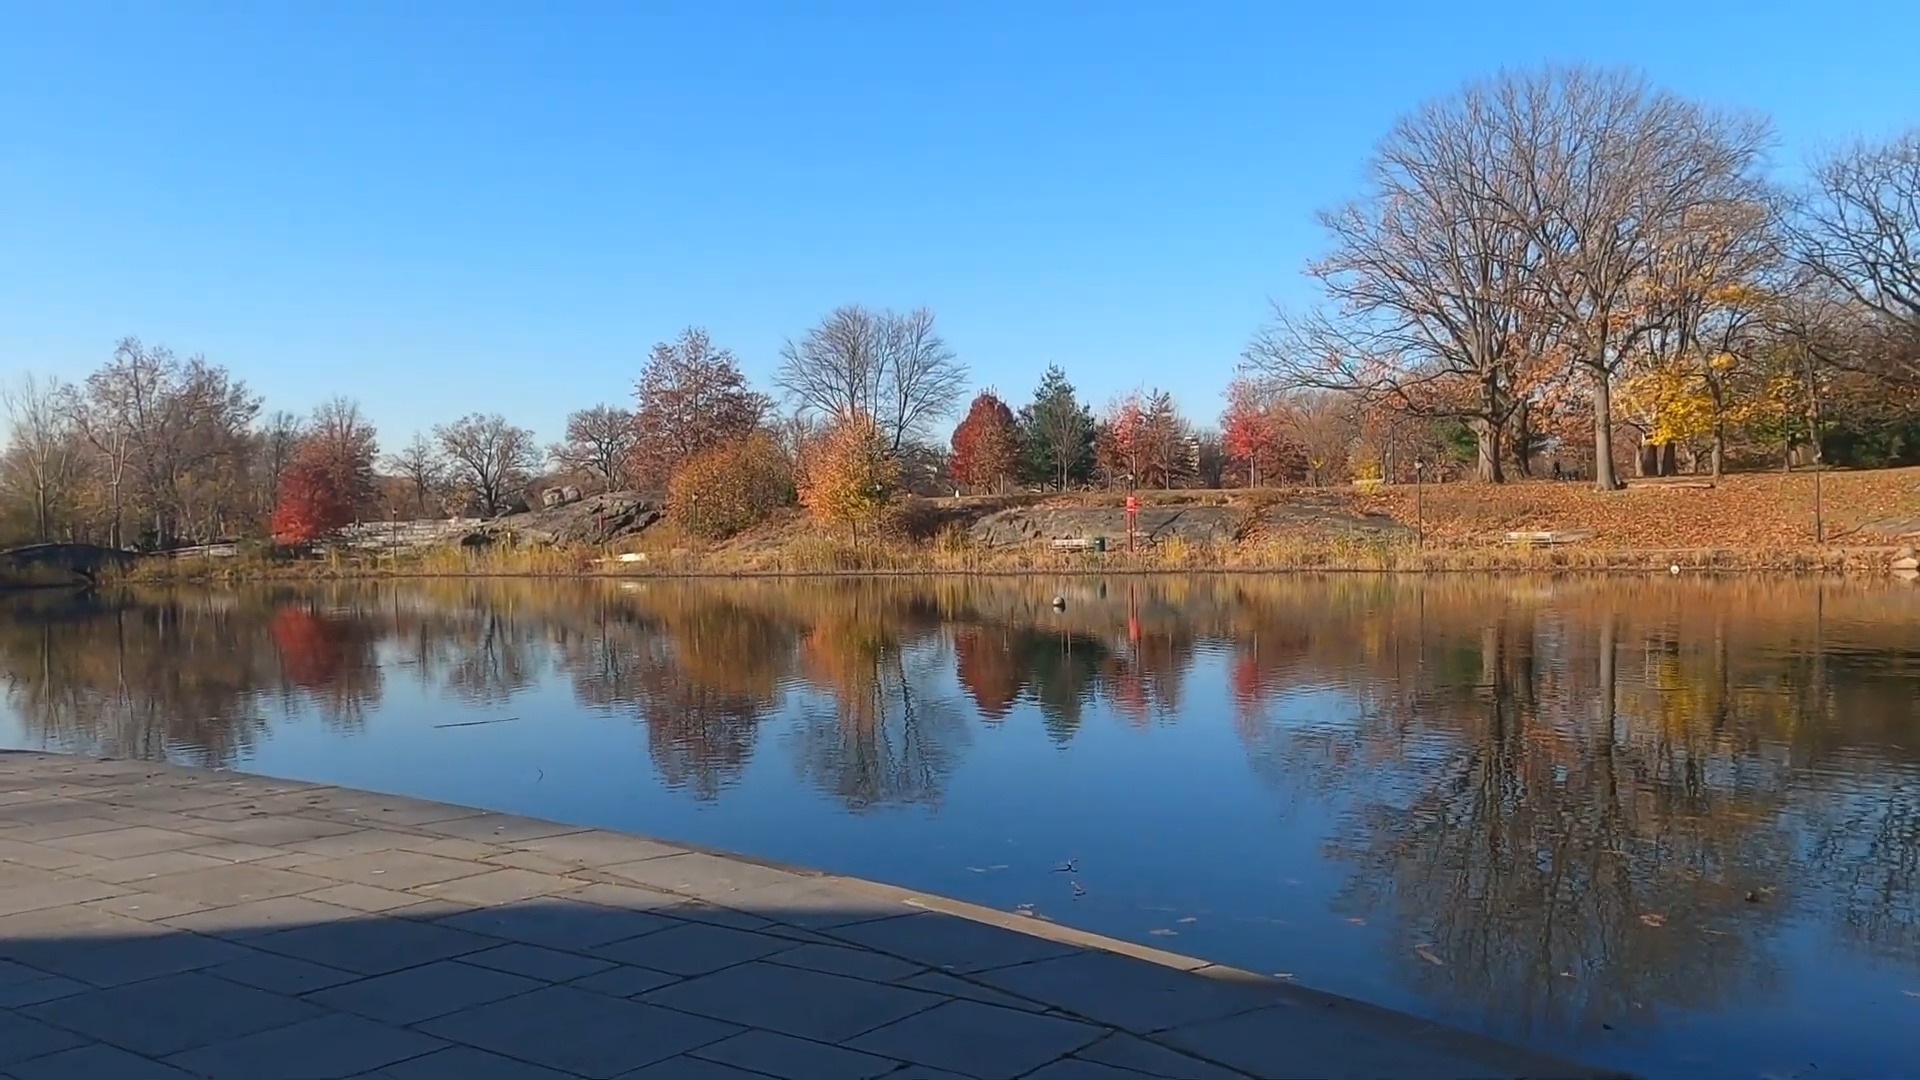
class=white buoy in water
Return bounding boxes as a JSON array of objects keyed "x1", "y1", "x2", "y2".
[
  {"x1": 1670, "y1": 564, "x2": 1681, "y2": 575},
  {"x1": 1051, "y1": 595, "x2": 1066, "y2": 609}
]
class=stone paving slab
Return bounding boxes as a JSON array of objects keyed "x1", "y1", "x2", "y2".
[{"x1": 0, "y1": 750, "x2": 1614, "y2": 1079}]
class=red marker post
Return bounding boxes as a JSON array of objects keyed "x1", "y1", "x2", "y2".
[{"x1": 1124, "y1": 494, "x2": 1139, "y2": 554}]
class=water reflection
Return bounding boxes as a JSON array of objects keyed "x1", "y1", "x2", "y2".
[{"x1": 1, "y1": 576, "x2": 1916, "y2": 1077}]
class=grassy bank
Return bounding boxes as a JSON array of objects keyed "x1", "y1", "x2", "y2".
[
  {"x1": 108, "y1": 467, "x2": 1918, "y2": 584},
  {"x1": 116, "y1": 533, "x2": 1907, "y2": 584}
]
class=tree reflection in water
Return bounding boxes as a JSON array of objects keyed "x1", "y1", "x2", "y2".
[{"x1": 1, "y1": 576, "x2": 1915, "y2": 1073}]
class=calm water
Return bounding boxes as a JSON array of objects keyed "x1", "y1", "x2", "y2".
[{"x1": 2, "y1": 576, "x2": 1917, "y2": 1077}]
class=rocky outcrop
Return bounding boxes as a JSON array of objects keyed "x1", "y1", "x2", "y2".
[
  {"x1": 462, "y1": 491, "x2": 663, "y2": 547},
  {"x1": 1863, "y1": 516, "x2": 1920, "y2": 540},
  {"x1": 966, "y1": 501, "x2": 1409, "y2": 549}
]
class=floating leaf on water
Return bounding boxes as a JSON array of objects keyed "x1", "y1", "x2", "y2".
[
  {"x1": 1414, "y1": 945, "x2": 1444, "y2": 966},
  {"x1": 1346, "y1": 917, "x2": 1367, "y2": 926},
  {"x1": 1150, "y1": 928, "x2": 1177, "y2": 936},
  {"x1": 1639, "y1": 913, "x2": 1668, "y2": 927},
  {"x1": 1176, "y1": 917, "x2": 1197, "y2": 924}
]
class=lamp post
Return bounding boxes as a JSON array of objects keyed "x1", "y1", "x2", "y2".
[
  {"x1": 1413, "y1": 459, "x2": 1427, "y2": 549},
  {"x1": 1812, "y1": 457, "x2": 1824, "y2": 545}
]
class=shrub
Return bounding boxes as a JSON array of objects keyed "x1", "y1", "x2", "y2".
[
  {"x1": 667, "y1": 433, "x2": 793, "y2": 541},
  {"x1": 795, "y1": 414, "x2": 900, "y2": 536}
]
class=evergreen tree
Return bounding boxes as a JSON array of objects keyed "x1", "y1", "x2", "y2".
[{"x1": 1016, "y1": 366, "x2": 1094, "y2": 489}]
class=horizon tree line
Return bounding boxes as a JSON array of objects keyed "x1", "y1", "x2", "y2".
[{"x1": 4, "y1": 65, "x2": 1916, "y2": 546}]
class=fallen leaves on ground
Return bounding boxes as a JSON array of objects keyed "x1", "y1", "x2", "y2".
[
  {"x1": 1640, "y1": 913, "x2": 1668, "y2": 927},
  {"x1": 1353, "y1": 468, "x2": 1920, "y2": 550}
]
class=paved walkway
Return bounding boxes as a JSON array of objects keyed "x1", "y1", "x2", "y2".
[{"x1": 0, "y1": 751, "x2": 1605, "y2": 1079}]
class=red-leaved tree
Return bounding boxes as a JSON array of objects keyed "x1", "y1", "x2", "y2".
[
  {"x1": 1221, "y1": 377, "x2": 1305, "y2": 487},
  {"x1": 1095, "y1": 395, "x2": 1144, "y2": 488},
  {"x1": 948, "y1": 391, "x2": 1018, "y2": 493},
  {"x1": 269, "y1": 443, "x2": 354, "y2": 546}
]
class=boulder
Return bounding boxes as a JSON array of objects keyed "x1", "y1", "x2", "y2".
[
  {"x1": 461, "y1": 491, "x2": 664, "y2": 547},
  {"x1": 966, "y1": 501, "x2": 1408, "y2": 549}
]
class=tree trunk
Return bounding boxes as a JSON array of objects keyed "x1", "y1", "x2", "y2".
[
  {"x1": 1710, "y1": 422, "x2": 1725, "y2": 480},
  {"x1": 1635, "y1": 440, "x2": 1655, "y2": 478},
  {"x1": 1657, "y1": 443, "x2": 1677, "y2": 477},
  {"x1": 1473, "y1": 420, "x2": 1505, "y2": 483},
  {"x1": 1590, "y1": 369, "x2": 1622, "y2": 491}
]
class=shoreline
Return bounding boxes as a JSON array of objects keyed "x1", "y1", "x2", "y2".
[
  {"x1": 107, "y1": 543, "x2": 1920, "y2": 585},
  {"x1": 0, "y1": 749, "x2": 1615, "y2": 1078}
]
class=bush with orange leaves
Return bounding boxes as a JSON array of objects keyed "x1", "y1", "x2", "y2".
[
  {"x1": 666, "y1": 432, "x2": 793, "y2": 541},
  {"x1": 795, "y1": 414, "x2": 900, "y2": 537}
]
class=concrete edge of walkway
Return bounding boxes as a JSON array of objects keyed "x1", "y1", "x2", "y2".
[
  {"x1": 3, "y1": 749, "x2": 1621, "y2": 1079},
  {"x1": 701, "y1": 847, "x2": 1612, "y2": 1080}
]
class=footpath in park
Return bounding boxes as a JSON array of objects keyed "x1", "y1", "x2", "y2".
[{"x1": 0, "y1": 751, "x2": 1611, "y2": 1079}]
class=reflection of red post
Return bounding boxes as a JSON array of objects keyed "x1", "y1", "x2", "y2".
[{"x1": 1125, "y1": 494, "x2": 1138, "y2": 554}]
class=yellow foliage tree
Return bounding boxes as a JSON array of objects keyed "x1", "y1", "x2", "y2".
[
  {"x1": 796, "y1": 414, "x2": 900, "y2": 538},
  {"x1": 667, "y1": 432, "x2": 793, "y2": 541},
  {"x1": 1619, "y1": 361, "x2": 1716, "y2": 450}
]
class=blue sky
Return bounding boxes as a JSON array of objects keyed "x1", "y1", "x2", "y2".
[{"x1": 3, "y1": 0, "x2": 1916, "y2": 448}]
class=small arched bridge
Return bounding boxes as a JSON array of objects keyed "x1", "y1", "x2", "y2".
[{"x1": 0, "y1": 543, "x2": 142, "y2": 586}]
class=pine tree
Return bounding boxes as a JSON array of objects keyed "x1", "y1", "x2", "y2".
[{"x1": 1017, "y1": 366, "x2": 1094, "y2": 489}]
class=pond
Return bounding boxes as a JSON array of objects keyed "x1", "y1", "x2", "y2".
[{"x1": 2, "y1": 576, "x2": 1916, "y2": 1077}]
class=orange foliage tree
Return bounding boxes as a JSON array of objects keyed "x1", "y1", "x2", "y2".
[
  {"x1": 948, "y1": 391, "x2": 1018, "y2": 493},
  {"x1": 796, "y1": 414, "x2": 900, "y2": 537},
  {"x1": 666, "y1": 432, "x2": 793, "y2": 541}
]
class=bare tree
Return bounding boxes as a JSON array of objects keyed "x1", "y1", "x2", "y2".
[
  {"x1": 1245, "y1": 81, "x2": 1553, "y2": 482},
  {"x1": 72, "y1": 341, "x2": 148, "y2": 547},
  {"x1": 307, "y1": 397, "x2": 380, "y2": 518},
  {"x1": 384, "y1": 432, "x2": 446, "y2": 517},
  {"x1": 1280, "y1": 391, "x2": 1362, "y2": 485},
  {"x1": 1786, "y1": 130, "x2": 1920, "y2": 388},
  {"x1": 76, "y1": 339, "x2": 260, "y2": 545},
  {"x1": 1, "y1": 375, "x2": 84, "y2": 542},
  {"x1": 1505, "y1": 68, "x2": 1771, "y2": 490},
  {"x1": 434, "y1": 413, "x2": 538, "y2": 516},
  {"x1": 552, "y1": 404, "x2": 637, "y2": 490},
  {"x1": 776, "y1": 306, "x2": 967, "y2": 455},
  {"x1": 258, "y1": 410, "x2": 305, "y2": 516},
  {"x1": 631, "y1": 328, "x2": 768, "y2": 487}
]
